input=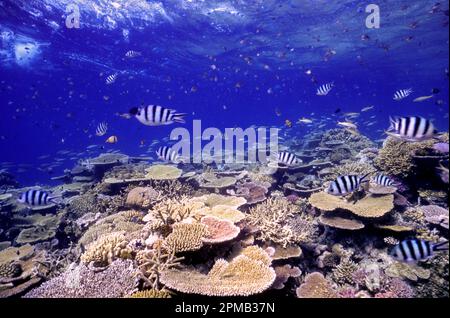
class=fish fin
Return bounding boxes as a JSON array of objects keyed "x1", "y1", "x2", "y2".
[
  {"x1": 173, "y1": 113, "x2": 187, "y2": 124},
  {"x1": 433, "y1": 240, "x2": 449, "y2": 252},
  {"x1": 360, "y1": 172, "x2": 371, "y2": 182}
]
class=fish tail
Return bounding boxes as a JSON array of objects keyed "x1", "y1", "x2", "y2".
[
  {"x1": 360, "y1": 172, "x2": 371, "y2": 182},
  {"x1": 433, "y1": 240, "x2": 449, "y2": 252},
  {"x1": 173, "y1": 113, "x2": 187, "y2": 124}
]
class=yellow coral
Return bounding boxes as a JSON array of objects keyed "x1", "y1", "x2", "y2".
[
  {"x1": 80, "y1": 232, "x2": 132, "y2": 266},
  {"x1": 160, "y1": 253, "x2": 275, "y2": 296},
  {"x1": 309, "y1": 192, "x2": 394, "y2": 218},
  {"x1": 162, "y1": 223, "x2": 209, "y2": 253},
  {"x1": 145, "y1": 165, "x2": 182, "y2": 180}
]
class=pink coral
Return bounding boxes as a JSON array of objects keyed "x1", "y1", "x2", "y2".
[{"x1": 201, "y1": 216, "x2": 240, "y2": 244}]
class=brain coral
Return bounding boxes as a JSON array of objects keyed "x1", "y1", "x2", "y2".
[
  {"x1": 309, "y1": 192, "x2": 394, "y2": 218},
  {"x1": 160, "y1": 248, "x2": 275, "y2": 296},
  {"x1": 296, "y1": 272, "x2": 338, "y2": 298}
]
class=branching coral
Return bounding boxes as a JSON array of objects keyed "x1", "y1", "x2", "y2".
[
  {"x1": 331, "y1": 258, "x2": 358, "y2": 285},
  {"x1": 159, "y1": 247, "x2": 276, "y2": 296},
  {"x1": 80, "y1": 232, "x2": 133, "y2": 267},
  {"x1": 248, "y1": 198, "x2": 317, "y2": 247},
  {"x1": 24, "y1": 260, "x2": 138, "y2": 298}
]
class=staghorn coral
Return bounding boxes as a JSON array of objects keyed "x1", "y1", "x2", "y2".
[
  {"x1": 200, "y1": 216, "x2": 240, "y2": 244},
  {"x1": 162, "y1": 223, "x2": 209, "y2": 253},
  {"x1": 80, "y1": 232, "x2": 133, "y2": 267},
  {"x1": 309, "y1": 192, "x2": 394, "y2": 218},
  {"x1": 137, "y1": 244, "x2": 184, "y2": 291},
  {"x1": 296, "y1": 272, "x2": 338, "y2": 298},
  {"x1": 331, "y1": 258, "x2": 358, "y2": 285},
  {"x1": 374, "y1": 137, "x2": 435, "y2": 178},
  {"x1": 145, "y1": 165, "x2": 182, "y2": 180},
  {"x1": 248, "y1": 198, "x2": 317, "y2": 247},
  {"x1": 148, "y1": 180, "x2": 196, "y2": 200},
  {"x1": 24, "y1": 259, "x2": 138, "y2": 298},
  {"x1": 160, "y1": 248, "x2": 276, "y2": 296}
]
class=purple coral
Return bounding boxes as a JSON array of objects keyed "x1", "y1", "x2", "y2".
[
  {"x1": 234, "y1": 181, "x2": 269, "y2": 205},
  {"x1": 421, "y1": 205, "x2": 449, "y2": 229}
]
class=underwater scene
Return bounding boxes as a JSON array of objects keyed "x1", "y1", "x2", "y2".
[{"x1": 0, "y1": 0, "x2": 449, "y2": 300}]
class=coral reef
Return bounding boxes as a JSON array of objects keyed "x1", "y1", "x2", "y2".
[
  {"x1": 296, "y1": 272, "x2": 338, "y2": 298},
  {"x1": 80, "y1": 232, "x2": 133, "y2": 267}
]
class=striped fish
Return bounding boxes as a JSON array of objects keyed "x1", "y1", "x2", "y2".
[
  {"x1": 129, "y1": 105, "x2": 186, "y2": 126},
  {"x1": 106, "y1": 73, "x2": 118, "y2": 85},
  {"x1": 327, "y1": 173, "x2": 370, "y2": 196},
  {"x1": 125, "y1": 50, "x2": 141, "y2": 58},
  {"x1": 277, "y1": 152, "x2": 301, "y2": 166},
  {"x1": 387, "y1": 116, "x2": 438, "y2": 142},
  {"x1": 156, "y1": 146, "x2": 181, "y2": 163},
  {"x1": 372, "y1": 174, "x2": 395, "y2": 187},
  {"x1": 391, "y1": 239, "x2": 448, "y2": 263},
  {"x1": 17, "y1": 190, "x2": 57, "y2": 206},
  {"x1": 316, "y1": 83, "x2": 334, "y2": 96},
  {"x1": 393, "y1": 88, "x2": 413, "y2": 101},
  {"x1": 95, "y1": 122, "x2": 108, "y2": 137}
]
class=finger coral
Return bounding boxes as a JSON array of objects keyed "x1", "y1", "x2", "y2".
[
  {"x1": 309, "y1": 192, "x2": 394, "y2": 218},
  {"x1": 160, "y1": 248, "x2": 276, "y2": 296}
]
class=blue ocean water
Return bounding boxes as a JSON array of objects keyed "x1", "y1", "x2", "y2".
[{"x1": 0, "y1": 0, "x2": 448, "y2": 186}]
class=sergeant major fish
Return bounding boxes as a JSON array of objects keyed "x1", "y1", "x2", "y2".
[
  {"x1": 386, "y1": 116, "x2": 438, "y2": 142},
  {"x1": 18, "y1": 189, "x2": 59, "y2": 206},
  {"x1": 391, "y1": 239, "x2": 448, "y2": 263},
  {"x1": 393, "y1": 88, "x2": 413, "y2": 101},
  {"x1": 129, "y1": 105, "x2": 186, "y2": 127},
  {"x1": 316, "y1": 82, "x2": 334, "y2": 96},
  {"x1": 372, "y1": 174, "x2": 396, "y2": 187},
  {"x1": 156, "y1": 146, "x2": 182, "y2": 163},
  {"x1": 327, "y1": 173, "x2": 370, "y2": 196}
]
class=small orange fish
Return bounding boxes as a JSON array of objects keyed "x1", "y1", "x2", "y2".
[{"x1": 106, "y1": 136, "x2": 118, "y2": 144}]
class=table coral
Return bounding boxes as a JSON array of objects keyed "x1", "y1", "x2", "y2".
[
  {"x1": 319, "y1": 213, "x2": 365, "y2": 230},
  {"x1": 200, "y1": 216, "x2": 240, "y2": 244},
  {"x1": 190, "y1": 194, "x2": 247, "y2": 209},
  {"x1": 385, "y1": 262, "x2": 431, "y2": 282},
  {"x1": 160, "y1": 248, "x2": 275, "y2": 296},
  {"x1": 273, "y1": 265, "x2": 302, "y2": 290},
  {"x1": 145, "y1": 165, "x2": 182, "y2": 180},
  {"x1": 309, "y1": 192, "x2": 394, "y2": 218}
]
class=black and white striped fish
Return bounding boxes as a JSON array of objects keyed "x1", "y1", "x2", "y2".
[
  {"x1": 327, "y1": 173, "x2": 370, "y2": 196},
  {"x1": 129, "y1": 105, "x2": 186, "y2": 126},
  {"x1": 372, "y1": 174, "x2": 395, "y2": 187},
  {"x1": 156, "y1": 146, "x2": 181, "y2": 163},
  {"x1": 17, "y1": 190, "x2": 58, "y2": 206},
  {"x1": 278, "y1": 152, "x2": 301, "y2": 166},
  {"x1": 95, "y1": 122, "x2": 108, "y2": 137},
  {"x1": 387, "y1": 116, "x2": 438, "y2": 142},
  {"x1": 125, "y1": 50, "x2": 141, "y2": 58},
  {"x1": 391, "y1": 239, "x2": 448, "y2": 263},
  {"x1": 316, "y1": 83, "x2": 334, "y2": 96},
  {"x1": 393, "y1": 88, "x2": 413, "y2": 101},
  {"x1": 106, "y1": 73, "x2": 118, "y2": 85}
]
